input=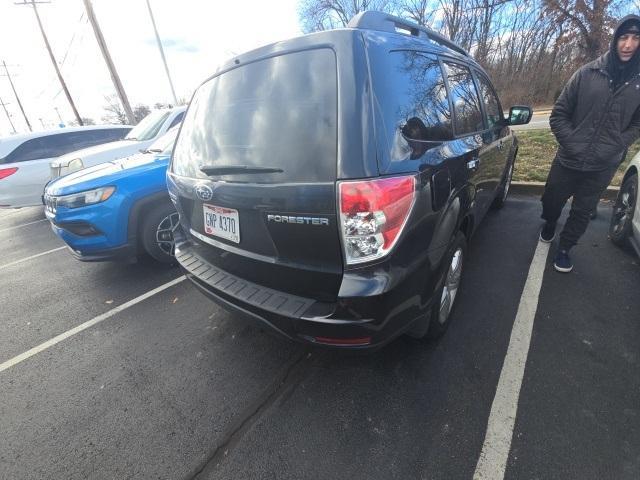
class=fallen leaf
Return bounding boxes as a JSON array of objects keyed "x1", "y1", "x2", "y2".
[
  {"x1": 105, "y1": 300, "x2": 114, "y2": 304},
  {"x1": 172, "y1": 297, "x2": 178, "y2": 304}
]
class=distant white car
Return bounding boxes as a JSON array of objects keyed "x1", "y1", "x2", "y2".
[
  {"x1": 610, "y1": 151, "x2": 640, "y2": 256},
  {"x1": 50, "y1": 106, "x2": 186, "y2": 179},
  {"x1": 0, "y1": 125, "x2": 131, "y2": 208}
]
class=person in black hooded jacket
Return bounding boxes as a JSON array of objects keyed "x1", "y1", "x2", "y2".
[{"x1": 540, "y1": 14, "x2": 640, "y2": 273}]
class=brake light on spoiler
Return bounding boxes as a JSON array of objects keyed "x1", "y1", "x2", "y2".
[
  {"x1": 0, "y1": 167, "x2": 18, "y2": 180},
  {"x1": 339, "y1": 175, "x2": 416, "y2": 265}
]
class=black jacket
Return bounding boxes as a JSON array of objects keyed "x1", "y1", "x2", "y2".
[{"x1": 550, "y1": 15, "x2": 640, "y2": 171}]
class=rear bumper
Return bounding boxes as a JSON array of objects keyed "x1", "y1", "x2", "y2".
[{"x1": 176, "y1": 242, "x2": 440, "y2": 350}]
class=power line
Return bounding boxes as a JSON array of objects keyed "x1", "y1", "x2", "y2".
[
  {"x1": 59, "y1": 12, "x2": 86, "y2": 67},
  {"x1": 15, "y1": 0, "x2": 84, "y2": 126},
  {"x1": 0, "y1": 97, "x2": 17, "y2": 134},
  {"x1": 2, "y1": 60, "x2": 32, "y2": 131},
  {"x1": 145, "y1": 0, "x2": 178, "y2": 105}
]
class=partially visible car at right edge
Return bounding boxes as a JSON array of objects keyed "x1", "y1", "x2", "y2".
[{"x1": 610, "y1": 151, "x2": 639, "y2": 256}]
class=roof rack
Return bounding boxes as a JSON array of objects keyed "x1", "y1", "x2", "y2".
[{"x1": 347, "y1": 11, "x2": 469, "y2": 58}]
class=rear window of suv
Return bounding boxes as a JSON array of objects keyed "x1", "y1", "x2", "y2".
[{"x1": 171, "y1": 48, "x2": 337, "y2": 183}]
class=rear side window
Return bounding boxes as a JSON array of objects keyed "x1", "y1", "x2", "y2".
[
  {"x1": 172, "y1": 48, "x2": 337, "y2": 182},
  {"x1": 0, "y1": 129, "x2": 128, "y2": 164},
  {"x1": 1, "y1": 137, "x2": 51, "y2": 163},
  {"x1": 475, "y1": 73, "x2": 503, "y2": 129},
  {"x1": 443, "y1": 62, "x2": 484, "y2": 135},
  {"x1": 92, "y1": 128, "x2": 129, "y2": 143},
  {"x1": 41, "y1": 131, "x2": 107, "y2": 157},
  {"x1": 371, "y1": 51, "x2": 452, "y2": 164}
]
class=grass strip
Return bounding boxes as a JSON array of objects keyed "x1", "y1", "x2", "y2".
[{"x1": 514, "y1": 130, "x2": 640, "y2": 186}]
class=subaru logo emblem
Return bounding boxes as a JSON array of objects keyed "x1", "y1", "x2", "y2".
[{"x1": 195, "y1": 184, "x2": 213, "y2": 201}]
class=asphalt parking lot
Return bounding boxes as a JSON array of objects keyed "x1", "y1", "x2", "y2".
[{"x1": 1, "y1": 194, "x2": 638, "y2": 480}]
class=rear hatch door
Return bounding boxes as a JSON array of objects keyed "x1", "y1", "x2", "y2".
[{"x1": 170, "y1": 48, "x2": 343, "y2": 301}]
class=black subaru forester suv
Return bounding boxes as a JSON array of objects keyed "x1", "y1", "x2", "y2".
[{"x1": 168, "y1": 11, "x2": 531, "y2": 349}]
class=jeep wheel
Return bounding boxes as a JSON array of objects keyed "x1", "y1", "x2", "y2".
[{"x1": 140, "y1": 203, "x2": 180, "y2": 264}]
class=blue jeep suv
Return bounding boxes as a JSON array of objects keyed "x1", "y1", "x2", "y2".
[{"x1": 44, "y1": 127, "x2": 180, "y2": 264}]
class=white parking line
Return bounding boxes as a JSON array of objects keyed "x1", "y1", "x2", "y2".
[
  {"x1": 0, "y1": 246, "x2": 66, "y2": 270},
  {"x1": 473, "y1": 240, "x2": 550, "y2": 480},
  {"x1": 0, "y1": 276, "x2": 186, "y2": 374},
  {"x1": 0, "y1": 218, "x2": 47, "y2": 233}
]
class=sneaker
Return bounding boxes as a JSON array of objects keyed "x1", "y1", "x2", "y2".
[
  {"x1": 553, "y1": 249, "x2": 573, "y2": 273},
  {"x1": 539, "y1": 222, "x2": 556, "y2": 243}
]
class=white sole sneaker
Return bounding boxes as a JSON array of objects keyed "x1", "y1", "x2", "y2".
[
  {"x1": 539, "y1": 233, "x2": 555, "y2": 243},
  {"x1": 553, "y1": 263, "x2": 573, "y2": 273}
]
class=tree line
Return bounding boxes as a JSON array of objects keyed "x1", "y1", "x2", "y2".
[{"x1": 298, "y1": 0, "x2": 639, "y2": 107}]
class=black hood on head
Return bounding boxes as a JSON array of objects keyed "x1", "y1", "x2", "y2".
[{"x1": 608, "y1": 14, "x2": 640, "y2": 89}]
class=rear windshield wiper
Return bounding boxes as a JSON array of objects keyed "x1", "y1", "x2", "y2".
[{"x1": 199, "y1": 165, "x2": 283, "y2": 176}]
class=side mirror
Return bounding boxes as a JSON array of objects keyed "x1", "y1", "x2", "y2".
[{"x1": 507, "y1": 106, "x2": 533, "y2": 126}]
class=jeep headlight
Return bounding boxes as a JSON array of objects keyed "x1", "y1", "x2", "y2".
[{"x1": 56, "y1": 186, "x2": 115, "y2": 209}]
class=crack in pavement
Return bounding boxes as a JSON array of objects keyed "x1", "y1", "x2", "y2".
[{"x1": 183, "y1": 346, "x2": 322, "y2": 480}]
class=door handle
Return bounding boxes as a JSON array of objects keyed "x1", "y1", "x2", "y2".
[{"x1": 467, "y1": 157, "x2": 479, "y2": 170}]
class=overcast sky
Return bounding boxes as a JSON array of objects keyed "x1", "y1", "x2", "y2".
[{"x1": 0, "y1": 0, "x2": 302, "y2": 135}]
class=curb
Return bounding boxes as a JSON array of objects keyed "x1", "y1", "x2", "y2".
[{"x1": 510, "y1": 181, "x2": 619, "y2": 201}]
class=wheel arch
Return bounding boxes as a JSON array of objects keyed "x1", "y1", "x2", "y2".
[
  {"x1": 127, "y1": 190, "x2": 173, "y2": 251},
  {"x1": 622, "y1": 165, "x2": 638, "y2": 185}
]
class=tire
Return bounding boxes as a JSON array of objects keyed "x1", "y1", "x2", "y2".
[
  {"x1": 609, "y1": 173, "x2": 638, "y2": 247},
  {"x1": 427, "y1": 231, "x2": 467, "y2": 339},
  {"x1": 491, "y1": 157, "x2": 515, "y2": 210},
  {"x1": 140, "y1": 202, "x2": 180, "y2": 264}
]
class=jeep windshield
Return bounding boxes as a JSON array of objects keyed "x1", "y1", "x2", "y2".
[{"x1": 171, "y1": 48, "x2": 337, "y2": 183}]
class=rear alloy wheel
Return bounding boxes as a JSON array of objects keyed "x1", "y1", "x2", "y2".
[
  {"x1": 141, "y1": 203, "x2": 180, "y2": 264},
  {"x1": 491, "y1": 159, "x2": 514, "y2": 210},
  {"x1": 610, "y1": 173, "x2": 638, "y2": 247},
  {"x1": 427, "y1": 231, "x2": 466, "y2": 339}
]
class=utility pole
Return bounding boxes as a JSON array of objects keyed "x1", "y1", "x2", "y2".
[
  {"x1": 0, "y1": 97, "x2": 17, "y2": 134},
  {"x1": 82, "y1": 0, "x2": 135, "y2": 125},
  {"x1": 145, "y1": 0, "x2": 178, "y2": 105},
  {"x1": 15, "y1": 1, "x2": 83, "y2": 126},
  {"x1": 1, "y1": 61, "x2": 32, "y2": 131}
]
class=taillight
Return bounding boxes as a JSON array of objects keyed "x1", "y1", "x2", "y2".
[
  {"x1": 0, "y1": 167, "x2": 18, "y2": 180},
  {"x1": 339, "y1": 175, "x2": 416, "y2": 265}
]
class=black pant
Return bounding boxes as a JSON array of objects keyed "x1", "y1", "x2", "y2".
[{"x1": 541, "y1": 160, "x2": 617, "y2": 251}]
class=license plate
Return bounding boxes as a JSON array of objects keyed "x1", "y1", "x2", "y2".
[{"x1": 202, "y1": 203, "x2": 240, "y2": 243}]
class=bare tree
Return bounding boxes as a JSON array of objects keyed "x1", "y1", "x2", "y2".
[
  {"x1": 101, "y1": 94, "x2": 128, "y2": 125},
  {"x1": 68, "y1": 117, "x2": 96, "y2": 126},
  {"x1": 542, "y1": 0, "x2": 621, "y2": 62},
  {"x1": 133, "y1": 104, "x2": 150, "y2": 123},
  {"x1": 296, "y1": 0, "x2": 637, "y2": 106},
  {"x1": 298, "y1": 0, "x2": 397, "y2": 32},
  {"x1": 398, "y1": 0, "x2": 437, "y2": 26}
]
